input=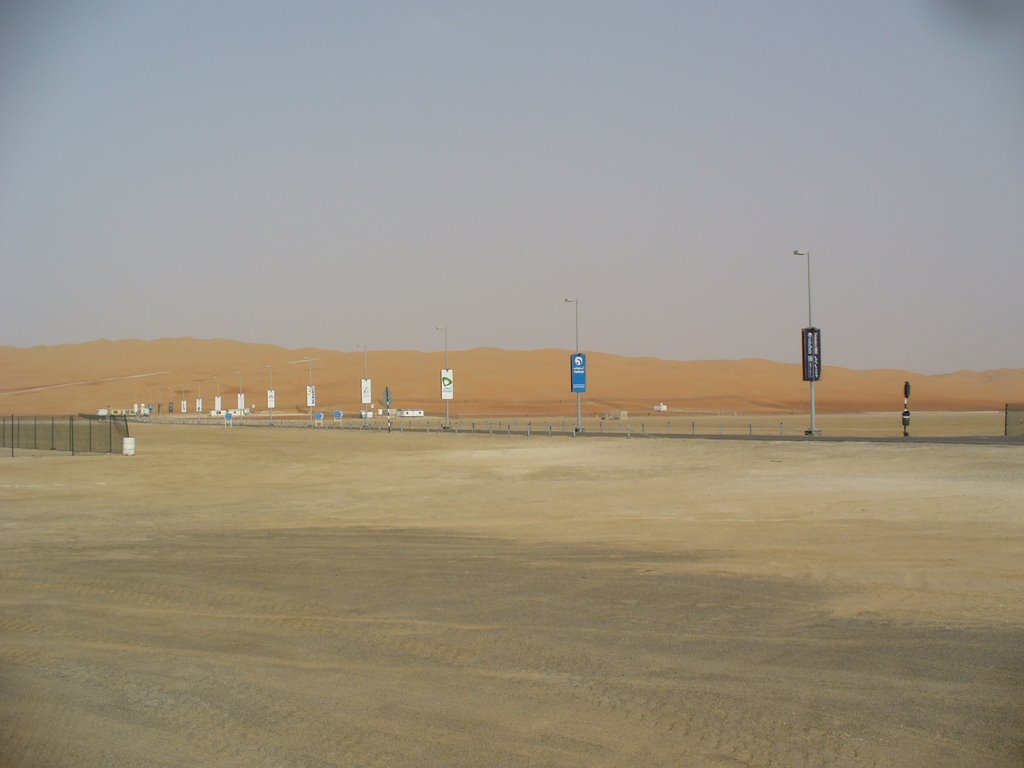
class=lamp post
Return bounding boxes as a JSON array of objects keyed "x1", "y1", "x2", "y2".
[
  {"x1": 265, "y1": 364, "x2": 273, "y2": 425},
  {"x1": 436, "y1": 326, "x2": 450, "y2": 429},
  {"x1": 288, "y1": 357, "x2": 317, "y2": 425},
  {"x1": 793, "y1": 249, "x2": 817, "y2": 436},
  {"x1": 357, "y1": 344, "x2": 371, "y2": 419},
  {"x1": 565, "y1": 298, "x2": 582, "y2": 433}
]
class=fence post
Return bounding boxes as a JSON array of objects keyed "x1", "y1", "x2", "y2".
[
  {"x1": 527, "y1": 422, "x2": 531, "y2": 437},
  {"x1": 70, "y1": 416, "x2": 74, "y2": 455}
]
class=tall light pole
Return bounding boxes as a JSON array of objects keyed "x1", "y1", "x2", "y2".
[
  {"x1": 436, "y1": 326, "x2": 450, "y2": 429},
  {"x1": 793, "y1": 249, "x2": 817, "y2": 436},
  {"x1": 288, "y1": 357, "x2": 317, "y2": 425},
  {"x1": 265, "y1": 364, "x2": 273, "y2": 425},
  {"x1": 565, "y1": 298, "x2": 582, "y2": 433},
  {"x1": 357, "y1": 344, "x2": 371, "y2": 419}
]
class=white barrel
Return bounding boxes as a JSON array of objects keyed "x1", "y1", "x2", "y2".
[{"x1": 122, "y1": 437, "x2": 136, "y2": 456}]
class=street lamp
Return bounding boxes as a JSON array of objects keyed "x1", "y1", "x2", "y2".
[
  {"x1": 565, "y1": 298, "x2": 582, "y2": 433},
  {"x1": 265, "y1": 364, "x2": 273, "y2": 425},
  {"x1": 793, "y1": 249, "x2": 818, "y2": 436},
  {"x1": 436, "y1": 326, "x2": 450, "y2": 429},
  {"x1": 357, "y1": 345, "x2": 371, "y2": 419},
  {"x1": 288, "y1": 357, "x2": 317, "y2": 425}
]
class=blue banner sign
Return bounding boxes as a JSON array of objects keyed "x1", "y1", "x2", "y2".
[{"x1": 570, "y1": 353, "x2": 587, "y2": 393}]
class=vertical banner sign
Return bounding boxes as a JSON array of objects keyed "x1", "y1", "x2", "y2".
[
  {"x1": 237, "y1": 393, "x2": 245, "y2": 411},
  {"x1": 214, "y1": 396, "x2": 222, "y2": 412},
  {"x1": 196, "y1": 397, "x2": 203, "y2": 413},
  {"x1": 570, "y1": 354, "x2": 587, "y2": 393},
  {"x1": 440, "y1": 370, "x2": 454, "y2": 400},
  {"x1": 801, "y1": 327, "x2": 822, "y2": 382},
  {"x1": 267, "y1": 389, "x2": 276, "y2": 409},
  {"x1": 306, "y1": 385, "x2": 317, "y2": 408},
  {"x1": 181, "y1": 400, "x2": 187, "y2": 414},
  {"x1": 361, "y1": 378, "x2": 372, "y2": 405}
]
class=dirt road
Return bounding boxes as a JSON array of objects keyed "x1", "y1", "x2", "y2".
[{"x1": 1, "y1": 423, "x2": 1022, "y2": 766}]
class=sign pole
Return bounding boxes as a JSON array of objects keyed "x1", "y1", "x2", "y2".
[
  {"x1": 794, "y1": 250, "x2": 819, "y2": 436},
  {"x1": 565, "y1": 298, "x2": 585, "y2": 433}
]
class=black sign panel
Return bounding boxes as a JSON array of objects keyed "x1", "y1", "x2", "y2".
[{"x1": 801, "y1": 327, "x2": 821, "y2": 382}]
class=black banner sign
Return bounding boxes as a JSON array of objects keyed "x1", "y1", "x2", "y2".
[{"x1": 802, "y1": 327, "x2": 821, "y2": 382}]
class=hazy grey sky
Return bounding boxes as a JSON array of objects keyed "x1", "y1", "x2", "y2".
[{"x1": 2, "y1": 1, "x2": 1021, "y2": 373}]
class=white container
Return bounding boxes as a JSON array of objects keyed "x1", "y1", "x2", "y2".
[{"x1": 122, "y1": 437, "x2": 136, "y2": 456}]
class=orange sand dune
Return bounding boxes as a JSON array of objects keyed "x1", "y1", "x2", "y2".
[{"x1": 0, "y1": 338, "x2": 1022, "y2": 416}]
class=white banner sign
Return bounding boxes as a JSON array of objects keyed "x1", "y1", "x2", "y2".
[
  {"x1": 237, "y1": 393, "x2": 245, "y2": 410},
  {"x1": 306, "y1": 385, "x2": 317, "y2": 408},
  {"x1": 214, "y1": 396, "x2": 222, "y2": 412},
  {"x1": 196, "y1": 398, "x2": 203, "y2": 413},
  {"x1": 440, "y1": 369, "x2": 454, "y2": 401},
  {"x1": 267, "y1": 389, "x2": 276, "y2": 409},
  {"x1": 180, "y1": 400, "x2": 187, "y2": 414},
  {"x1": 361, "y1": 378, "x2": 372, "y2": 405}
]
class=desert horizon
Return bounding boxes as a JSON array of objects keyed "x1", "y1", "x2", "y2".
[{"x1": 2, "y1": 337, "x2": 1023, "y2": 418}]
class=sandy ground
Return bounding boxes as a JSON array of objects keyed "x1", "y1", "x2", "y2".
[{"x1": 1, "y1": 422, "x2": 1022, "y2": 767}]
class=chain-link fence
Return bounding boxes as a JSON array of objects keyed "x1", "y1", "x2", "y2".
[
  {"x1": 1006, "y1": 404, "x2": 1024, "y2": 437},
  {"x1": 1, "y1": 415, "x2": 130, "y2": 455}
]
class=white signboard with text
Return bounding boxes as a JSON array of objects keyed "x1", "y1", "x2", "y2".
[{"x1": 440, "y1": 369, "x2": 454, "y2": 401}]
